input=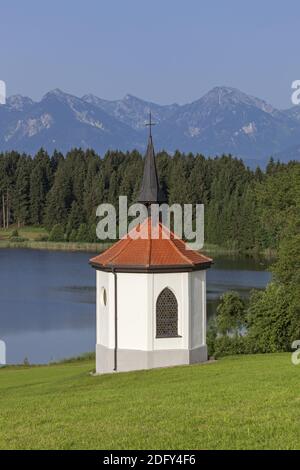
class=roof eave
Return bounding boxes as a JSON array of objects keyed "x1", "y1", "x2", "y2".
[{"x1": 89, "y1": 260, "x2": 213, "y2": 273}]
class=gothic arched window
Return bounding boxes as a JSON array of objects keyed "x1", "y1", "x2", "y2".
[{"x1": 156, "y1": 288, "x2": 178, "y2": 338}]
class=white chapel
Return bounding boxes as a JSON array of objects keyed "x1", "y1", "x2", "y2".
[{"x1": 90, "y1": 127, "x2": 212, "y2": 374}]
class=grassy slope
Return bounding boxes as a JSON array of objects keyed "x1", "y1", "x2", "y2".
[{"x1": 0, "y1": 354, "x2": 299, "y2": 450}]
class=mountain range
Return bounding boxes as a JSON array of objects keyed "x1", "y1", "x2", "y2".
[{"x1": 1, "y1": 86, "x2": 300, "y2": 167}]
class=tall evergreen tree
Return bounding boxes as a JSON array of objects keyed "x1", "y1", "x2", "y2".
[
  {"x1": 44, "y1": 161, "x2": 72, "y2": 229},
  {"x1": 29, "y1": 149, "x2": 51, "y2": 225},
  {"x1": 13, "y1": 156, "x2": 31, "y2": 227}
]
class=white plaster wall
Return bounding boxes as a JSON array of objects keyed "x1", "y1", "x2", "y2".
[
  {"x1": 190, "y1": 270, "x2": 206, "y2": 349},
  {"x1": 153, "y1": 272, "x2": 189, "y2": 351},
  {"x1": 96, "y1": 269, "x2": 207, "y2": 354},
  {"x1": 96, "y1": 271, "x2": 115, "y2": 348},
  {"x1": 146, "y1": 274, "x2": 154, "y2": 351},
  {"x1": 201, "y1": 270, "x2": 207, "y2": 346},
  {"x1": 117, "y1": 273, "x2": 149, "y2": 350}
]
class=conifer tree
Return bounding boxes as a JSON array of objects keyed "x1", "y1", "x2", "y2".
[
  {"x1": 44, "y1": 162, "x2": 72, "y2": 229},
  {"x1": 66, "y1": 201, "x2": 82, "y2": 239},
  {"x1": 29, "y1": 149, "x2": 51, "y2": 225},
  {"x1": 13, "y1": 156, "x2": 31, "y2": 227}
]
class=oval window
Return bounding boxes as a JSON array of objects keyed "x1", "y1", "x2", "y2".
[{"x1": 100, "y1": 287, "x2": 107, "y2": 306}]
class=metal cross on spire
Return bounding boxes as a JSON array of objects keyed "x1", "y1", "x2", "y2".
[
  {"x1": 138, "y1": 110, "x2": 166, "y2": 205},
  {"x1": 145, "y1": 111, "x2": 156, "y2": 138}
]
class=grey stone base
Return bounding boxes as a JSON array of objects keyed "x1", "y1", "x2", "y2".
[{"x1": 96, "y1": 344, "x2": 208, "y2": 374}]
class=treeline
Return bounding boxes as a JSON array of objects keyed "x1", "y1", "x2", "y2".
[{"x1": 0, "y1": 147, "x2": 299, "y2": 250}]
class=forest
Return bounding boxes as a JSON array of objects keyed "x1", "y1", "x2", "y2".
[{"x1": 0, "y1": 147, "x2": 298, "y2": 252}]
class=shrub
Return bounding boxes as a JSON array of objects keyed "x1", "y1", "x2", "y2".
[
  {"x1": 49, "y1": 224, "x2": 65, "y2": 242},
  {"x1": 213, "y1": 335, "x2": 247, "y2": 358},
  {"x1": 10, "y1": 229, "x2": 19, "y2": 238},
  {"x1": 35, "y1": 234, "x2": 49, "y2": 242},
  {"x1": 246, "y1": 283, "x2": 299, "y2": 353},
  {"x1": 216, "y1": 291, "x2": 246, "y2": 335},
  {"x1": 207, "y1": 319, "x2": 217, "y2": 357},
  {"x1": 9, "y1": 236, "x2": 27, "y2": 242},
  {"x1": 76, "y1": 224, "x2": 90, "y2": 242},
  {"x1": 208, "y1": 291, "x2": 247, "y2": 357},
  {"x1": 68, "y1": 229, "x2": 78, "y2": 242},
  {"x1": 88, "y1": 223, "x2": 98, "y2": 243}
]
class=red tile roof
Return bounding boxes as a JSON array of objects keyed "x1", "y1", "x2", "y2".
[{"x1": 90, "y1": 218, "x2": 212, "y2": 272}]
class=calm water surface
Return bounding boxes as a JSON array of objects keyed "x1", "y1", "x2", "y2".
[{"x1": 0, "y1": 249, "x2": 272, "y2": 364}]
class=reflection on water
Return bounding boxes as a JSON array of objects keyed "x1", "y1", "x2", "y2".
[{"x1": 0, "y1": 249, "x2": 271, "y2": 364}]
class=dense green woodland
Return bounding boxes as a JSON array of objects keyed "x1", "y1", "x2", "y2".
[{"x1": 0, "y1": 147, "x2": 299, "y2": 251}]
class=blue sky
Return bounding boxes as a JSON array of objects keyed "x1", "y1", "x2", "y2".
[{"x1": 0, "y1": 0, "x2": 299, "y2": 108}]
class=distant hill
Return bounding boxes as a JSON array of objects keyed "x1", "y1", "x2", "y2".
[{"x1": 1, "y1": 86, "x2": 300, "y2": 167}]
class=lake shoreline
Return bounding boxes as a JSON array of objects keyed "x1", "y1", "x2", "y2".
[
  {"x1": 0, "y1": 225, "x2": 277, "y2": 258},
  {"x1": 0, "y1": 240, "x2": 277, "y2": 259},
  {"x1": 0, "y1": 239, "x2": 111, "y2": 253},
  {"x1": 0, "y1": 239, "x2": 277, "y2": 259}
]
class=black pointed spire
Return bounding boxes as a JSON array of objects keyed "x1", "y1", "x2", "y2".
[{"x1": 138, "y1": 112, "x2": 166, "y2": 205}]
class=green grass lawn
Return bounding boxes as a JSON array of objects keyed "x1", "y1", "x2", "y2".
[{"x1": 0, "y1": 353, "x2": 299, "y2": 450}]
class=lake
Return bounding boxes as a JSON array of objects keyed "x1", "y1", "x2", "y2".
[{"x1": 0, "y1": 249, "x2": 272, "y2": 364}]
